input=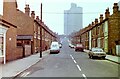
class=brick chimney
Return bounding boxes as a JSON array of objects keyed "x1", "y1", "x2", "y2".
[
  {"x1": 36, "y1": 16, "x2": 40, "y2": 22},
  {"x1": 92, "y1": 22, "x2": 94, "y2": 26},
  {"x1": 105, "y1": 8, "x2": 110, "y2": 19},
  {"x1": 99, "y1": 14, "x2": 103, "y2": 23},
  {"x1": 95, "y1": 18, "x2": 98, "y2": 25},
  {"x1": 25, "y1": 4, "x2": 30, "y2": 16},
  {"x1": 113, "y1": 3, "x2": 119, "y2": 14},
  {"x1": 3, "y1": 0, "x2": 17, "y2": 25},
  {"x1": 31, "y1": 11, "x2": 35, "y2": 19},
  {"x1": 88, "y1": 24, "x2": 91, "y2": 26}
]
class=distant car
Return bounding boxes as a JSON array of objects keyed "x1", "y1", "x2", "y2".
[
  {"x1": 88, "y1": 48, "x2": 106, "y2": 59},
  {"x1": 59, "y1": 43, "x2": 62, "y2": 48},
  {"x1": 69, "y1": 43, "x2": 75, "y2": 48},
  {"x1": 75, "y1": 44, "x2": 84, "y2": 52},
  {"x1": 50, "y1": 41, "x2": 60, "y2": 54}
]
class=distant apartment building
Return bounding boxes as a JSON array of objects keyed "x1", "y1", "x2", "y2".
[
  {"x1": 64, "y1": 3, "x2": 83, "y2": 35},
  {"x1": 118, "y1": 1, "x2": 120, "y2": 10}
]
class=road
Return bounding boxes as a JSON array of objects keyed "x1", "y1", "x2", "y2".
[{"x1": 16, "y1": 38, "x2": 119, "y2": 79}]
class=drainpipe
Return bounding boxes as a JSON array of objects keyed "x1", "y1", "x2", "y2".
[{"x1": 3, "y1": 33, "x2": 6, "y2": 64}]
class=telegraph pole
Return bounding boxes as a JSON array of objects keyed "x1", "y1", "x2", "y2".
[
  {"x1": 41, "y1": 3, "x2": 42, "y2": 21},
  {"x1": 40, "y1": 3, "x2": 42, "y2": 58}
]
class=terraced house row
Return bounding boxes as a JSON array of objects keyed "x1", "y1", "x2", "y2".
[
  {"x1": 0, "y1": 0, "x2": 58, "y2": 64},
  {"x1": 71, "y1": 3, "x2": 120, "y2": 56}
]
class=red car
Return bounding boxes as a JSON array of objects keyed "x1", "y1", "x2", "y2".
[{"x1": 75, "y1": 44, "x2": 84, "y2": 52}]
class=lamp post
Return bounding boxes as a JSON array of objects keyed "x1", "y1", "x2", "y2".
[{"x1": 40, "y1": 3, "x2": 42, "y2": 58}]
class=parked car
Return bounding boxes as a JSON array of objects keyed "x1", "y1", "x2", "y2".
[
  {"x1": 50, "y1": 41, "x2": 60, "y2": 54},
  {"x1": 88, "y1": 48, "x2": 106, "y2": 59},
  {"x1": 59, "y1": 43, "x2": 62, "y2": 48},
  {"x1": 69, "y1": 43, "x2": 75, "y2": 48},
  {"x1": 75, "y1": 44, "x2": 84, "y2": 52}
]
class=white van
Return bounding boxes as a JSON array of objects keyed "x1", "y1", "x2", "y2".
[{"x1": 50, "y1": 41, "x2": 60, "y2": 54}]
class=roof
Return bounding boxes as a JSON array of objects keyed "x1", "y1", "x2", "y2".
[
  {"x1": 0, "y1": 15, "x2": 9, "y2": 28},
  {"x1": 0, "y1": 15, "x2": 17, "y2": 28}
]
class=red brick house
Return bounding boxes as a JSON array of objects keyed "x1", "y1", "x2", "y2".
[
  {"x1": 71, "y1": 3, "x2": 120, "y2": 56},
  {"x1": 0, "y1": 15, "x2": 17, "y2": 64},
  {"x1": 1, "y1": 0, "x2": 58, "y2": 63}
]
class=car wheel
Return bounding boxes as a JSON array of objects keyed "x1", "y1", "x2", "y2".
[
  {"x1": 88, "y1": 54, "x2": 91, "y2": 58},
  {"x1": 91, "y1": 55, "x2": 94, "y2": 59}
]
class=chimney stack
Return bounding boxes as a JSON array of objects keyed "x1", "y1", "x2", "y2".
[
  {"x1": 31, "y1": 11, "x2": 35, "y2": 19},
  {"x1": 88, "y1": 24, "x2": 91, "y2": 27},
  {"x1": 95, "y1": 18, "x2": 98, "y2": 25},
  {"x1": 25, "y1": 4, "x2": 30, "y2": 16},
  {"x1": 105, "y1": 8, "x2": 110, "y2": 19},
  {"x1": 36, "y1": 16, "x2": 40, "y2": 22},
  {"x1": 3, "y1": 0, "x2": 18, "y2": 25},
  {"x1": 99, "y1": 14, "x2": 103, "y2": 23},
  {"x1": 113, "y1": 3, "x2": 119, "y2": 14},
  {"x1": 92, "y1": 22, "x2": 94, "y2": 26}
]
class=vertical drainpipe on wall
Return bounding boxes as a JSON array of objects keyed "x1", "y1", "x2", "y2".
[
  {"x1": 89, "y1": 30, "x2": 91, "y2": 50},
  {"x1": 3, "y1": 32, "x2": 6, "y2": 64}
]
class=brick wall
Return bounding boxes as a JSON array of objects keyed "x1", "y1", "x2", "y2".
[
  {"x1": 3, "y1": 0, "x2": 58, "y2": 62},
  {"x1": 15, "y1": 47, "x2": 23, "y2": 59},
  {"x1": 6, "y1": 26, "x2": 17, "y2": 61},
  {"x1": 3, "y1": 1, "x2": 17, "y2": 26},
  {"x1": 108, "y1": 12, "x2": 120, "y2": 55}
]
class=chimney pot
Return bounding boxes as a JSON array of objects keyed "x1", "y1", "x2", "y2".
[
  {"x1": 89, "y1": 24, "x2": 91, "y2": 26},
  {"x1": 92, "y1": 22, "x2": 94, "y2": 26},
  {"x1": 36, "y1": 16, "x2": 40, "y2": 22},
  {"x1": 95, "y1": 18, "x2": 98, "y2": 25},
  {"x1": 31, "y1": 11, "x2": 35, "y2": 19},
  {"x1": 105, "y1": 8, "x2": 110, "y2": 19},
  {"x1": 113, "y1": 3, "x2": 119, "y2": 14},
  {"x1": 99, "y1": 14, "x2": 103, "y2": 22},
  {"x1": 25, "y1": 4, "x2": 30, "y2": 16}
]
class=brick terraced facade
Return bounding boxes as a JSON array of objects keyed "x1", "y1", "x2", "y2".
[{"x1": 71, "y1": 3, "x2": 120, "y2": 56}]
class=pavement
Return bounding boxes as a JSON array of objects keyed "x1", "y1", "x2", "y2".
[
  {"x1": 0, "y1": 49, "x2": 119, "y2": 78},
  {"x1": 106, "y1": 55, "x2": 120, "y2": 64},
  {"x1": 0, "y1": 50, "x2": 50, "y2": 79},
  {"x1": 84, "y1": 49, "x2": 120, "y2": 64}
]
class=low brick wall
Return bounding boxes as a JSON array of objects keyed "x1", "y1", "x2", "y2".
[
  {"x1": 6, "y1": 47, "x2": 23, "y2": 62},
  {"x1": 15, "y1": 46, "x2": 23, "y2": 59}
]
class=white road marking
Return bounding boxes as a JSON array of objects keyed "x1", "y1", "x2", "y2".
[
  {"x1": 70, "y1": 54, "x2": 74, "y2": 60},
  {"x1": 76, "y1": 64, "x2": 81, "y2": 71},
  {"x1": 21, "y1": 72, "x2": 31, "y2": 77},
  {"x1": 82, "y1": 74, "x2": 87, "y2": 79},
  {"x1": 73, "y1": 59, "x2": 77, "y2": 64},
  {"x1": 70, "y1": 55, "x2": 86, "y2": 79}
]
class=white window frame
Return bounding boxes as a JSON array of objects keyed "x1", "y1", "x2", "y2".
[{"x1": 0, "y1": 25, "x2": 8, "y2": 64}]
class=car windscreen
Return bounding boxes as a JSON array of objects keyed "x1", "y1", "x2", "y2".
[
  {"x1": 52, "y1": 45, "x2": 58, "y2": 47},
  {"x1": 51, "y1": 44, "x2": 59, "y2": 48},
  {"x1": 92, "y1": 49, "x2": 103, "y2": 52}
]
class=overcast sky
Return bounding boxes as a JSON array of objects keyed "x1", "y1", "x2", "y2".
[{"x1": 0, "y1": 0, "x2": 120, "y2": 35}]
